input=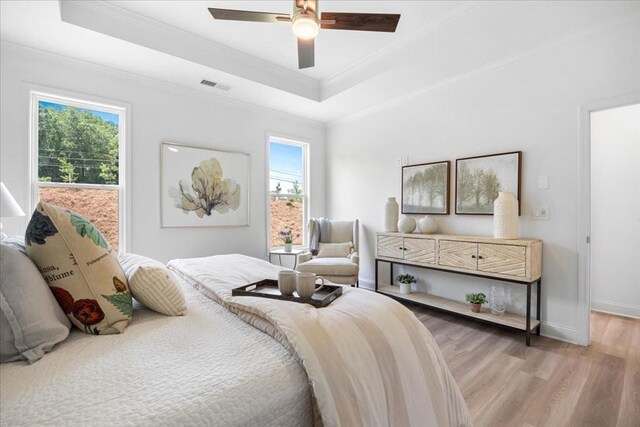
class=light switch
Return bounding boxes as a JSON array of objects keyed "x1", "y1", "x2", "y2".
[
  {"x1": 534, "y1": 207, "x2": 549, "y2": 220},
  {"x1": 538, "y1": 175, "x2": 549, "y2": 189}
]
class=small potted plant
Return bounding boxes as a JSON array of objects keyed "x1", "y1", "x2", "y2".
[
  {"x1": 465, "y1": 292, "x2": 487, "y2": 313},
  {"x1": 279, "y1": 230, "x2": 298, "y2": 252},
  {"x1": 396, "y1": 274, "x2": 416, "y2": 294}
]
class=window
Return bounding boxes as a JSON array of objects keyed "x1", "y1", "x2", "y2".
[
  {"x1": 31, "y1": 92, "x2": 126, "y2": 252},
  {"x1": 268, "y1": 137, "x2": 308, "y2": 248}
]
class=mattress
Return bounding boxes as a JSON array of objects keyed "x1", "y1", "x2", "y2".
[{"x1": 0, "y1": 278, "x2": 312, "y2": 427}]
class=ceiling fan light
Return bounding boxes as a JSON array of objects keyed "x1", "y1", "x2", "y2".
[{"x1": 292, "y1": 15, "x2": 319, "y2": 39}]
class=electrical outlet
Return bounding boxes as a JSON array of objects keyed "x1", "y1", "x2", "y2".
[
  {"x1": 537, "y1": 175, "x2": 549, "y2": 189},
  {"x1": 534, "y1": 207, "x2": 549, "y2": 220},
  {"x1": 396, "y1": 158, "x2": 402, "y2": 167}
]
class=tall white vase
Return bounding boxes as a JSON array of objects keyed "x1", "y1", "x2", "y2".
[
  {"x1": 493, "y1": 192, "x2": 519, "y2": 239},
  {"x1": 384, "y1": 197, "x2": 399, "y2": 232}
]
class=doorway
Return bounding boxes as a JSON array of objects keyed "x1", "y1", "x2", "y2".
[{"x1": 578, "y1": 97, "x2": 640, "y2": 345}]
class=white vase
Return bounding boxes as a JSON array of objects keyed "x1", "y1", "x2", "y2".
[
  {"x1": 398, "y1": 216, "x2": 416, "y2": 234},
  {"x1": 418, "y1": 216, "x2": 438, "y2": 234},
  {"x1": 384, "y1": 197, "x2": 399, "y2": 232},
  {"x1": 399, "y1": 282, "x2": 411, "y2": 294},
  {"x1": 494, "y1": 192, "x2": 519, "y2": 239},
  {"x1": 284, "y1": 243, "x2": 292, "y2": 252}
]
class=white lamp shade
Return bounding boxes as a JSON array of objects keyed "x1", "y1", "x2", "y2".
[{"x1": 0, "y1": 182, "x2": 26, "y2": 218}]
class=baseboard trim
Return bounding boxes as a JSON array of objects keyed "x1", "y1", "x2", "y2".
[
  {"x1": 591, "y1": 299, "x2": 640, "y2": 319},
  {"x1": 540, "y1": 321, "x2": 578, "y2": 344},
  {"x1": 358, "y1": 277, "x2": 375, "y2": 290}
]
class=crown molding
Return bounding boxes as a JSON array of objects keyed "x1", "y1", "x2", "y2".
[
  {"x1": 59, "y1": 0, "x2": 321, "y2": 102},
  {"x1": 328, "y1": 13, "x2": 640, "y2": 127},
  {"x1": 0, "y1": 40, "x2": 326, "y2": 130},
  {"x1": 320, "y1": 1, "x2": 486, "y2": 95}
]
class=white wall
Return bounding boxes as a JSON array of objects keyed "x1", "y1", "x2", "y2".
[
  {"x1": 590, "y1": 103, "x2": 640, "y2": 318},
  {"x1": 326, "y1": 24, "x2": 640, "y2": 343},
  {"x1": 0, "y1": 44, "x2": 326, "y2": 262}
]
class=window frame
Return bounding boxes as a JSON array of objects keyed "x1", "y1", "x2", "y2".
[
  {"x1": 266, "y1": 134, "x2": 310, "y2": 251},
  {"x1": 29, "y1": 89, "x2": 130, "y2": 252}
]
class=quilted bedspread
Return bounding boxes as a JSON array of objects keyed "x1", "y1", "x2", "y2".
[
  {"x1": 0, "y1": 278, "x2": 312, "y2": 426},
  {"x1": 168, "y1": 254, "x2": 472, "y2": 427}
]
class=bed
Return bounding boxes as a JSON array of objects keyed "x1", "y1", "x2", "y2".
[
  {"x1": 1, "y1": 253, "x2": 471, "y2": 427},
  {"x1": 0, "y1": 277, "x2": 313, "y2": 426}
]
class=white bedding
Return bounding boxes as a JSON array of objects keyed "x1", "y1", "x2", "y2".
[
  {"x1": 0, "y1": 279, "x2": 312, "y2": 427},
  {"x1": 169, "y1": 254, "x2": 472, "y2": 427}
]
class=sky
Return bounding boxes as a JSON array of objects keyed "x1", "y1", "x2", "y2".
[
  {"x1": 269, "y1": 139, "x2": 303, "y2": 192},
  {"x1": 39, "y1": 101, "x2": 119, "y2": 125}
]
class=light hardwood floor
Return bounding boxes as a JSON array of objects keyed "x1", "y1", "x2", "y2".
[{"x1": 408, "y1": 305, "x2": 640, "y2": 426}]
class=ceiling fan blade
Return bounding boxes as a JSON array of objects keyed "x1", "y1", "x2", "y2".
[
  {"x1": 208, "y1": 8, "x2": 290, "y2": 23},
  {"x1": 320, "y1": 12, "x2": 400, "y2": 32},
  {"x1": 297, "y1": 37, "x2": 315, "y2": 69}
]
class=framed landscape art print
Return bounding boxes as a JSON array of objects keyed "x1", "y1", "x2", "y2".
[
  {"x1": 161, "y1": 142, "x2": 250, "y2": 227},
  {"x1": 402, "y1": 161, "x2": 450, "y2": 214},
  {"x1": 455, "y1": 151, "x2": 522, "y2": 215}
]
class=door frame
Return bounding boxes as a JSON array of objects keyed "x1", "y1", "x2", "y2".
[{"x1": 577, "y1": 92, "x2": 640, "y2": 346}]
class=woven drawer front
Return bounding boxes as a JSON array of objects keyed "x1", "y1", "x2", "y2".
[
  {"x1": 377, "y1": 236, "x2": 404, "y2": 259},
  {"x1": 478, "y1": 244, "x2": 526, "y2": 277},
  {"x1": 403, "y1": 238, "x2": 436, "y2": 264},
  {"x1": 438, "y1": 240, "x2": 478, "y2": 270}
]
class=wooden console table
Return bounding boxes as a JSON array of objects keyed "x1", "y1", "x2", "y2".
[{"x1": 375, "y1": 233, "x2": 542, "y2": 346}]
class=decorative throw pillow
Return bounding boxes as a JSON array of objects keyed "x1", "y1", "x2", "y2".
[
  {"x1": 118, "y1": 253, "x2": 187, "y2": 316},
  {"x1": 25, "y1": 202, "x2": 132, "y2": 335},
  {"x1": 317, "y1": 242, "x2": 353, "y2": 258},
  {"x1": 1, "y1": 244, "x2": 71, "y2": 363}
]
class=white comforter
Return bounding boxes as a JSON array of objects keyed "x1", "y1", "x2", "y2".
[
  {"x1": 169, "y1": 254, "x2": 472, "y2": 427},
  {"x1": 0, "y1": 279, "x2": 312, "y2": 427}
]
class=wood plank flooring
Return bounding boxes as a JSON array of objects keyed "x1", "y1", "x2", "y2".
[{"x1": 407, "y1": 305, "x2": 640, "y2": 426}]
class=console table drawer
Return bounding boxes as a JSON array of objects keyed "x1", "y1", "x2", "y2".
[
  {"x1": 403, "y1": 238, "x2": 436, "y2": 264},
  {"x1": 438, "y1": 240, "x2": 478, "y2": 270},
  {"x1": 377, "y1": 235, "x2": 404, "y2": 259},
  {"x1": 477, "y1": 244, "x2": 526, "y2": 277}
]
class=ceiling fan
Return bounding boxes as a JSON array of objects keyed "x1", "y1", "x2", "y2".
[{"x1": 208, "y1": 0, "x2": 401, "y2": 69}]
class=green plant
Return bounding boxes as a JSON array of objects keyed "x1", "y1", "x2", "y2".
[
  {"x1": 279, "y1": 230, "x2": 299, "y2": 244},
  {"x1": 465, "y1": 293, "x2": 487, "y2": 304},
  {"x1": 396, "y1": 274, "x2": 417, "y2": 284}
]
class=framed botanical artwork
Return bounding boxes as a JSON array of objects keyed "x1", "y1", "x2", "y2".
[
  {"x1": 401, "y1": 161, "x2": 450, "y2": 215},
  {"x1": 455, "y1": 151, "x2": 522, "y2": 215},
  {"x1": 161, "y1": 142, "x2": 250, "y2": 227}
]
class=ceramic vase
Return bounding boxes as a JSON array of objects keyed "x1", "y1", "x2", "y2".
[
  {"x1": 418, "y1": 216, "x2": 438, "y2": 234},
  {"x1": 384, "y1": 197, "x2": 399, "y2": 232},
  {"x1": 398, "y1": 216, "x2": 416, "y2": 234},
  {"x1": 399, "y1": 282, "x2": 411, "y2": 294},
  {"x1": 284, "y1": 243, "x2": 292, "y2": 252},
  {"x1": 493, "y1": 192, "x2": 519, "y2": 239}
]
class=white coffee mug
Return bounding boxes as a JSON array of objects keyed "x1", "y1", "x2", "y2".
[
  {"x1": 278, "y1": 271, "x2": 297, "y2": 296},
  {"x1": 296, "y1": 272, "x2": 325, "y2": 298}
]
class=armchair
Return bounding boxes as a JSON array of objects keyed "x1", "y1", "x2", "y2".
[{"x1": 297, "y1": 219, "x2": 359, "y2": 286}]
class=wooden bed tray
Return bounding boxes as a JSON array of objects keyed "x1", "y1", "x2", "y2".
[{"x1": 232, "y1": 279, "x2": 343, "y2": 308}]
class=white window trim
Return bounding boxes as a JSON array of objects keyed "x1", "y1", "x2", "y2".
[
  {"x1": 265, "y1": 133, "x2": 310, "y2": 253},
  {"x1": 29, "y1": 88, "x2": 131, "y2": 253}
]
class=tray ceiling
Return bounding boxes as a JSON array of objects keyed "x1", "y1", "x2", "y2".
[{"x1": 2, "y1": 1, "x2": 639, "y2": 123}]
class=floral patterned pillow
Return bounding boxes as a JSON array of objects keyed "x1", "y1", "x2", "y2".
[{"x1": 25, "y1": 202, "x2": 132, "y2": 335}]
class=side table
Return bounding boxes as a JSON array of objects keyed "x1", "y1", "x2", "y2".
[{"x1": 269, "y1": 248, "x2": 306, "y2": 269}]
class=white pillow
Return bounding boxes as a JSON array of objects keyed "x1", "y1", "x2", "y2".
[
  {"x1": 317, "y1": 242, "x2": 353, "y2": 258},
  {"x1": 118, "y1": 253, "x2": 187, "y2": 316}
]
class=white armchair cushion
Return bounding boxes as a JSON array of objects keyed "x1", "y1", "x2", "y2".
[
  {"x1": 349, "y1": 251, "x2": 360, "y2": 266},
  {"x1": 297, "y1": 257, "x2": 359, "y2": 276},
  {"x1": 317, "y1": 242, "x2": 352, "y2": 258},
  {"x1": 329, "y1": 221, "x2": 355, "y2": 245}
]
